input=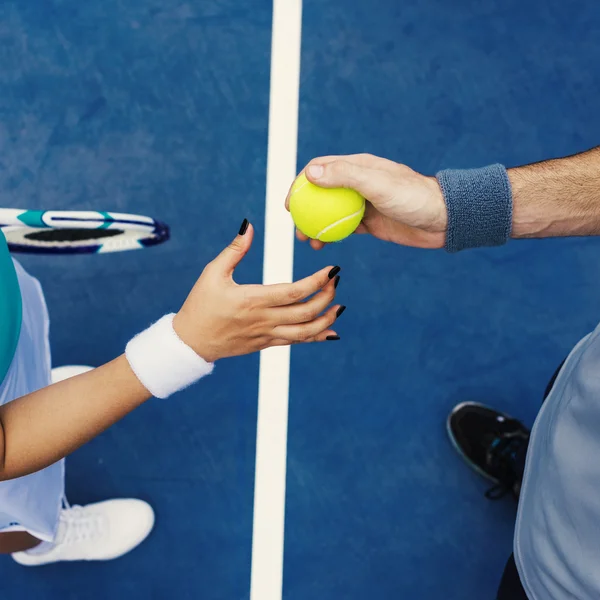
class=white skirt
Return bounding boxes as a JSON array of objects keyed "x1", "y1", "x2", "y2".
[{"x1": 0, "y1": 260, "x2": 64, "y2": 542}]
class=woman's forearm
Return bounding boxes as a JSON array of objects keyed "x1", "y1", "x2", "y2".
[
  {"x1": 0, "y1": 222, "x2": 341, "y2": 482},
  {"x1": 510, "y1": 146, "x2": 600, "y2": 239},
  {"x1": 0, "y1": 356, "x2": 150, "y2": 480}
]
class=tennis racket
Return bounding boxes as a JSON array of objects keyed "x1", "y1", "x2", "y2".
[{"x1": 0, "y1": 209, "x2": 170, "y2": 254}]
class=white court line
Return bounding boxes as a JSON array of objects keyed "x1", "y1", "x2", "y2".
[{"x1": 250, "y1": 1, "x2": 302, "y2": 599}]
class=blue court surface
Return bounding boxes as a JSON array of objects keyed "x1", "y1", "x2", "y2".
[{"x1": 2, "y1": 0, "x2": 600, "y2": 598}]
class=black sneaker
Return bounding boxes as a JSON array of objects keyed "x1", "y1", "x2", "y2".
[{"x1": 447, "y1": 402, "x2": 530, "y2": 500}]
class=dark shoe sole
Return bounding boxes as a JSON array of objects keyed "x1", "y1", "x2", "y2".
[{"x1": 446, "y1": 401, "x2": 502, "y2": 485}]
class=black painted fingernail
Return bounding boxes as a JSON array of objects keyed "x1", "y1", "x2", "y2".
[
  {"x1": 334, "y1": 275, "x2": 340, "y2": 289},
  {"x1": 336, "y1": 305, "x2": 346, "y2": 318},
  {"x1": 238, "y1": 219, "x2": 249, "y2": 235},
  {"x1": 328, "y1": 266, "x2": 341, "y2": 279},
  {"x1": 326, "y1": 335, "x2": 340, "y2": 341}
]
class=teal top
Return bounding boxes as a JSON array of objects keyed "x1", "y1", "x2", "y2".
[{"x1": 0, "y1": 231, "x2": 21, "y2": 383}]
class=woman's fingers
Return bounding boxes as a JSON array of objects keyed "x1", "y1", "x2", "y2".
[
  {"x1": 272, "y1": 277, "x2": 339, "y2": 325},
  {"x1": 209, "y1": 220, "x2": 254, "y2": 278},
  {"x1": 249, "y1": 265, "x2": 341, "y2": 307},
  {"x1": 271, "y1": 304, "x2": 342, "y2": 342},
  {"x1": 269, "y1": 329, "x2": 340, "y2": 346}
]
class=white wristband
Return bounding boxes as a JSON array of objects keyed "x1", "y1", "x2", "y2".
[{"x1": 125, "y1": 313, "x2": 214, "y2": 399}]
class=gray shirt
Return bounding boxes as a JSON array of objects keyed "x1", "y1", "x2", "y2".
[{"x1": 516, "y1": 328, "x2": 600, "y2": 598}]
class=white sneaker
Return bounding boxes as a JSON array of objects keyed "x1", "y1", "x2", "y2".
[
  {"x1": 12, "y1": 499, "x2": 155, "y2": 566},
  {"x1": 51, "y1": 365, "x2": 94, "y2": 384}
]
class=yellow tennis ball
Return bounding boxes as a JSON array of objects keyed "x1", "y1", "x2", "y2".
[{"x1": 289, "y1": 173, "x2": 365, "y2": 242}]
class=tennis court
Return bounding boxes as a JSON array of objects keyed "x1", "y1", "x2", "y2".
[{"x1": 1, "y1": 0, "x2": 600, "y2": 598}]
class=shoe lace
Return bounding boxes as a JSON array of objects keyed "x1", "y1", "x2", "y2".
[
  {"x1": 484, "y1": 431, "x2": 528, "y2": 501},
  {"x1": 59, "y1": 503, "x2": 105, "y2": 545}
]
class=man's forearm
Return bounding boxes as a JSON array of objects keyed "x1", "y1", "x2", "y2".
[
  {"x1": 510, "y1": 146, "x2": 600, "y2": 239},
  {"x1": 0, "y1": 356, "x2": 151, "y2": 481}
]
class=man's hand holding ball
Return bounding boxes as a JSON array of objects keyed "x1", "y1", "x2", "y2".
[{"x1": 285, "y1": 154, "x2": 448, "y2": 250}]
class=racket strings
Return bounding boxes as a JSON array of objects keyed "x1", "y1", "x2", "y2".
[{"x1": 24, "y1": 229, "x2": 123, "y2": 242}]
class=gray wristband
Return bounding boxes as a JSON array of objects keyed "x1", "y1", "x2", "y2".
[{"x1": 436, "y1": 164, "x2": 513, "y2": 253}]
